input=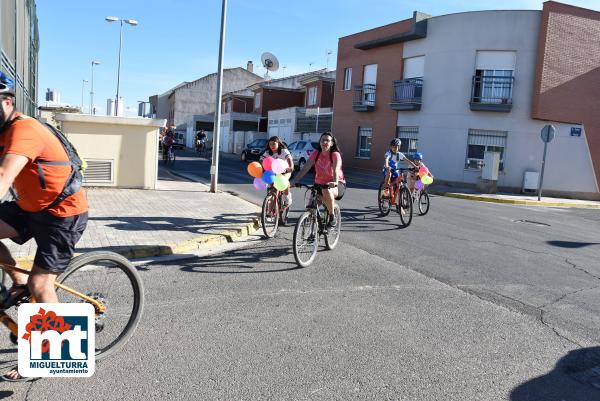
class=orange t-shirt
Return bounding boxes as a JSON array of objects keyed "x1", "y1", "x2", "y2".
[{"x1": 0, "y1": 114, "x2": 88, "y2": 217}]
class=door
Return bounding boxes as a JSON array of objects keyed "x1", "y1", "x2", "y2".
[{"x1": 363, "y1": 64, "x2": 377, "y2": 104}]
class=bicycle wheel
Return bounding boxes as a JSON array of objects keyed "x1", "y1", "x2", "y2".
[
  {"x1": 261, "y1": 193, "x2": 279, "y2": 238},
  {"x1": 397, "y1": 186, "x2": 413, "y2": 227},
  {"x1": 378, "y1": 182, "x2": 391, "y2": 216},
  {"x1": 418, "y1": 192, "x2": 430, "y2": 216},
  {"x1": 293, "y1": 211, "x2": 319, "y2": 267},
  {"x1": 324, "y1": 204, "x2": 341, "y2": 250},
  {"x1": 56, "y1": 251, "x2": 144, "y2": 361}
]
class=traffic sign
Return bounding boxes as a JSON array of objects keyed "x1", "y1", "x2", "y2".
[{"x1": 541, "y1": 124, "x2": 556, "y2": 143}]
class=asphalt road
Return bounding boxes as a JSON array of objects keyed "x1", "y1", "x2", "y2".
[{"x1": 1, "y1": 149, "x2": 598, "y2": 400}]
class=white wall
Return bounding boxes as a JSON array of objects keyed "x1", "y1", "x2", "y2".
[
  {"x1": 267, "y1": 107, "x2": 297, "y2": 145},
  {"x1": 399, "y1": 10, "x2": 597, "y2": 193}
]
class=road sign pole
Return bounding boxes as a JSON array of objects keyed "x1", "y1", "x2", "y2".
[
  {"x1": 537, "y1": 141, "x2": 548, "y2": 201},
  {"x1": 210, "y1": 0, "x2": 227, "y2": 193}
]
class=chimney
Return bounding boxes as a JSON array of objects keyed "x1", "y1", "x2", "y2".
[{"x1": 247, "y1": 61, "x2": 253, "y2": 73}]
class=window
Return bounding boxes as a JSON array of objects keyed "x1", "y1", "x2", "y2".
[
  {"x1": 343, "y1": 68, "x2": 352, "y2": 90},
  {"x1": 254, "y1": 92, "x2": 261, "y2": 109},
  {"x1": 396, "y1": 126, "x2": 419, "y2": 154},
  {"x1": 356, "y1": 127, "x2": 372, "y2": 158},
  {"x1": 307, "y1": 87, "x2": 317, "y2": 106},
  {"x1": 465, "y1": 129, "x2": 507, "y2": 171},
  {"x1": 473, "y1": 69, "x2": 513, "y2": 103}
]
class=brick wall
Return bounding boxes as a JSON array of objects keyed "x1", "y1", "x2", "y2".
[{"x1": 532, "y1": 1, "x2": 600, "y2": 190}]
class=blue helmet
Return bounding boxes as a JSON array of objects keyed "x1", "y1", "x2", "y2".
[
  {"x1": 0, "y1": 71, "x2": 15, "y2": 96},
  {"x1": 413, "y1": 152, "x2": 423, "y2": 160}
]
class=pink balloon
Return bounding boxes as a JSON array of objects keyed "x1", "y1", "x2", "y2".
[
  {"x1": 272, "y1": 158, "x2": 287, "y2": 174},
  {"x1": 262, "y1": 157, "x2": 274, "y2": 171},
  {"x1": 253, "y1": 178, "x2": 267, "y2": 190}
]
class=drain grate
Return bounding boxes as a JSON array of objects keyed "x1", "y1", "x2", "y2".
[{"x1": 512, "y1": 219, "x2": 551, "y2": 227}]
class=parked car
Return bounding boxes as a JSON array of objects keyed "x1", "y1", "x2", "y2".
[
  {"x1": 172, "y1": 132, "x2": 186, "y2": 150},
  {"x1": 288, "y1": 141, "x2": 319, "y2": 171},
  {"x1": 240, "y1": 139, "x2": 268, "y2": 162}
]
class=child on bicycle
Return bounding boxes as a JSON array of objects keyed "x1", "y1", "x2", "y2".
[
  {"x1": 260, "y1": 136, "x2": 294, "y2": 207},
  {"x1": 382, "y1": 138, "x2": 416, "y2": 197},
  {"x1": 409, "y1": 152, "x2": 433, "y2": 191}
]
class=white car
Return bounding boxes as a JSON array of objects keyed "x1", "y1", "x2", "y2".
[{"x1": 288, "y1": 141, "x2": 319, "y2": 171}]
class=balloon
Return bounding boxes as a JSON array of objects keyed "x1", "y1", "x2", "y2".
[
  {"x1": 262, "y1": 170, "x2": 276, "y2": 184},
  {"x1": 253, "y1": 178, "x2": 267, "y2": 190},
  {"x1": 273, "y1": 174, "x2": 289, "y2": 191},
  {"x1": 415, "y1": 180, "x2": 424, "y2": 190},
  {"x1": 419, "y1": 166, "x2": 429, "y2": 175},
  {"x1": 422, "y1": 175, "x2": 433, "y2": 185},
  {"x1": 262, "y1": 157, "x2": 274, "y2": 171},
  {"x1": 247, "y1": 162, "x2": 263, "y2": 178},
  {"x1": 272, "y1": 158, "x2": 287, "y2": 174}
]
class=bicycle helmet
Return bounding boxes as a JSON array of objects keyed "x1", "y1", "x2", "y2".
[
  {"x1": 0, "y1": 71, "x2": 15, "y2": 97},
  {"x1": 413, "y1": 152, "x2": 423, "y2": 160},
  {"x1": 390, "y1": 138, "x2": 401, "y2": 147}
]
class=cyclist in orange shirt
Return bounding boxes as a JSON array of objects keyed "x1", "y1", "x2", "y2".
[{"x1": 0, "y1": 71, "x2": 89, "y2": 381}]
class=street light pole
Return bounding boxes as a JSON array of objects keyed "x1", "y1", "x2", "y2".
[
  {"x1": 81, "y1": 79, "x2": 88, "y2": 113},
  {"x1": 106, "y1": 16, "x2": 138, "y2": 117},
  {"x1": 90, "y1": 61, "x2": 100, "y2": 115},
  {"x1": 210, "y1": 0, "x2": 227, "y2": 193}
]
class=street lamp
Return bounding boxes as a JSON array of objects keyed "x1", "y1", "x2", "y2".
[
  {"x1": 81, "y1": 79, "x2": 88, "y2": 113},
  {"x1": 105, "y1": 16, "x2": 138, "y2": 116},
  {"x1": 90, "y1": 61, "x2": 100, "y2": 115}
]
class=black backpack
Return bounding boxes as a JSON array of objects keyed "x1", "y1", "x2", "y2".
[{"x1": 8, "y1": 117, "x2": 86, "y2": 210}]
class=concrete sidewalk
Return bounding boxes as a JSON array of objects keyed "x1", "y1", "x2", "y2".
[
  {"x1": 7, "y1": 179, "x2": 260, "y2": 265},
  {"x1": 343, "y1": 167, "x2": 600, "y2": 209}
]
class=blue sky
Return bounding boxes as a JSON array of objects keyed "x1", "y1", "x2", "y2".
[{"x1": 37, "y1": 0, "x2": 599, "y2": 116}]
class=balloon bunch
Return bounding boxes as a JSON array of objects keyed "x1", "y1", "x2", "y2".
[
  {"x1": 247, "y1": 157, "x2": 290, "y2": 191},
  {"x1": 415, "y1": 165, "x2": 433, "y2": 190}
]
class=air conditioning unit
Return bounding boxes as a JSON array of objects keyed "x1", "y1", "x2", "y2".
[{"x1": 523, "y1": 171, "x2": 539, "y2": 193}]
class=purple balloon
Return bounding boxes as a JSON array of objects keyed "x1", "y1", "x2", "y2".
[
  {"x1": 415, "y1": 180, "x2": 424, "y2": 190},
  {"x1": 262, "y1": 170, "x2": 276, "y2": 184},
  {"x1": 253, "y1": 178, "x2": 267, "y2": 190}
]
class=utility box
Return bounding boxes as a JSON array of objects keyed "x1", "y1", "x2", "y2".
[
  {"x1": 523, "y1": 171, "x2": 539, "y2": 193},
  {"x1": 482, "y1": 151, "x2": 500, "y2": 181}
]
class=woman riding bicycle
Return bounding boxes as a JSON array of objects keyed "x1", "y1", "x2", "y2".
[
  {"x1": 291, "y1": 132, "x2": 345, "y2": 228},
  {"x1": 260, "y1": 136, "x2": 294, "y2": 207}
]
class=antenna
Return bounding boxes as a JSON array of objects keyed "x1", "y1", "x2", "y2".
[
  {"x1": 261, "y1": 52, "x2": 279, "y2": 80},
  {"x1": 282, "y1": 65, "x2": 287, "y2": 78},
  {"x1": 326, "y1": 50, "x2": 333, "y2": 70}
]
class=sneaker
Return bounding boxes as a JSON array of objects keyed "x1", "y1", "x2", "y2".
[{"x1": 328, "y1": 214, "x2": 337, "y2": 228}]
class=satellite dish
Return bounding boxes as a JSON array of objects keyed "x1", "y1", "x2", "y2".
[{"x1": 261, "y1": 52, "x2": 279, "y2": 79}]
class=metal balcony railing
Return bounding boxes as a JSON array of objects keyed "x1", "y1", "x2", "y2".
[
  {"x1": 470, "y1": 75, "x2": 514, "y2": 112},
  {"x1": 391, "y1": 78, "x2": 423, "y2": 110},
  {"x1": 352, "y1": 84, "x2": 376, "y2": 111}
]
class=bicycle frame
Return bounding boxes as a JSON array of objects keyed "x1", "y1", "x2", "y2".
[
  {"x1": 0, "y1": 263, "x2": 106, "y2": 337},
  {"x1": 303, "y1": 186, "x2": 329, "y2": 233}
]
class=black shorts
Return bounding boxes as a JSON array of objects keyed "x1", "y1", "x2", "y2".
[
  {"x1": 0, "y1": 202, "x2": 88, "y2": 273},
  {"x1": 316, "y1": 182, "x2": 346, "y2": 201}
]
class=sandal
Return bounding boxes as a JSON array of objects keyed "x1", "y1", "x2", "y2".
[
  {"x1": 0, "y1": 284, "x2": 30, "y2": 309},
  {"x1": 1, "y1": 366, "x2": 39, "y2": 383}
]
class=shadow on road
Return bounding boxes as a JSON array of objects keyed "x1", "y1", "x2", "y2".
[
  {"x1": 176, "y1": 240, "x2": 306, "y2": 274},
  {"x1": 0, "y1": 392, "x2": 14, "y2": 399},
  {"x1": 510, "y1": 346, "x2": 600, "y2": 400},
  {"x1": 341, "y1": 206, "x2": 405, "y2": 232},
  {"x1": 546, "y1": 240, "x2": 600, "y2": 249}
]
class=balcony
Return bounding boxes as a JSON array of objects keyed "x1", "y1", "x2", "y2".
[
  {"x1": 470, "y1": 75, "x2": 514, "y2": 112},
  {"x1": 390, "y1": 78, "x2": 423, "y2": 111},
  {"x1": 352, "y1": 84, "x2": 376, "y2": 112}
]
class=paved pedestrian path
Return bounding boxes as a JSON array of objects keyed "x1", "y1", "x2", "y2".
[{"x1": 6, "y1": 179, "x2": 260, "y2": 264}]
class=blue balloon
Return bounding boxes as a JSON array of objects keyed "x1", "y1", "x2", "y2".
[{"x1": 262, "y1": 170, "x2": 276, "y2": 184}]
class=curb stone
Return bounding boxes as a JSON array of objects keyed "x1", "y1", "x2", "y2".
[
  {"x1": 431, "y1": 191, "x2": 600, "y2": 209},
  {"x1": 14, "y1": 218, "x2": 260, "y2": 270}
]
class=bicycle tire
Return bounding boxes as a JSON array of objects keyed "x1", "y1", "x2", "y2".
[
  {"x1": 261, "y1": 194, "x2": 279, "y2": 238},
  {"x1": 418, "y1": 192, "x2": 430, "y2": 216},
  {"x1": 398, "y1": 186, "x2": 413, "y2": 227},
  {"x1": 324, "y1": 204, "x2": 341, "y2": 250},
  {"x1": 378, "y1": 182, "x2": 391, "y2": 216},
  {"x1": 56, "y1": 251, "x2": 144, "y2": 361},
  {"x1": 293, "y1": 211, "x2": 319, "y2": 267}
]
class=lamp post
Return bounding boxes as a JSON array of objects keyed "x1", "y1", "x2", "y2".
[
  {"x1": 81, "y1": 79, "x2": 88, "y2": 113},
  {"x1": 105, "y1": 16, "x2": 138, "y2": 117},
  {"x1": 210, "y1": 0, "x2": 228, "y2": 193},
  {"x1": 90, "y1": 61, "x2": 100, "y2": 115}
]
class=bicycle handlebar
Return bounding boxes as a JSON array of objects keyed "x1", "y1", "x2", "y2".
[{"x1": 294, "y1": 183, "x2": 337, "y2": 189}]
